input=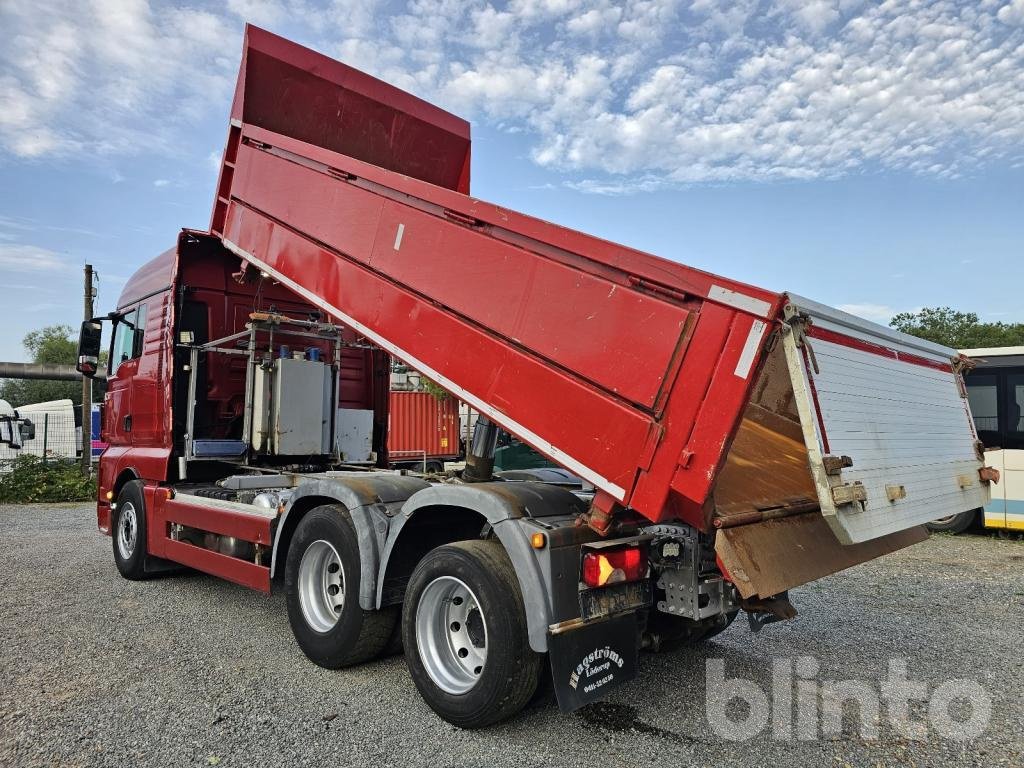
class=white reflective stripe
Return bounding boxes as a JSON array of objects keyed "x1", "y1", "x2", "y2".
[
  {"x1": 734, "y1": 320, "x2": 766, "y2": 379},
  {"x1": 708, "y1": 284, "x2": 772, "y2": 317},
  {"x1": 393, "y1": 223, "x2": 405, "y2": 251},
  {"x1": 222, "y1": 239, "x2": 627, "y2": 501}
]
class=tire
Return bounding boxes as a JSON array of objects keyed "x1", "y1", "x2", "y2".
[
  {"x1": 402, "y1": 539, "x2": 541, "y2": 728},
  {"x1": 926, "y1": 509, "x2": 978, "y2": 534},
  {"x1": 424, "y1": 461, "x2": 444, "y2": 474},
  {"x1": 112, "y1": 480, "x2": 148, "y2": 580},
  {"x1": 285, "y1": 505, "x2": 396, "y2": 668},
  {"x1": 644, "y1": 609, "x2": 738, "y2": 653}
]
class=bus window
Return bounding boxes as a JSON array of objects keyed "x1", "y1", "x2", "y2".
[
  {"x1": 1008, "y1": 373, "x2": 1024, "y2": 438},
  {"x1": 966, "y1": 373, "x2": 999, "y2": 440}
]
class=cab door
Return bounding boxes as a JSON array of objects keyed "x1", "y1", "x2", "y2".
[
  {"x1": 103, "y1": 307, "x2": 144, "y2": 446},
  {"x1": 130, "y1": 298, "x2": 169, "y2": 447}
]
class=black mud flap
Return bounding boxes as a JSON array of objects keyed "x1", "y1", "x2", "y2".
[{"x1": 548, "y1": 612, "x2": 640, "y2": 713}]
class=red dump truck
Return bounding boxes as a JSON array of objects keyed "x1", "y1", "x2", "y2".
[{"x1": 77, "y1": 26, "x2": 993, "y2": 727}]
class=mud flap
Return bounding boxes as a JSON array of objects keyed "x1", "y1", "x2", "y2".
[
  {"x1": 548, "y1": 612, "x2": 640, "y2": 713},
  {"x1": 716, "y1": 512, "x2": 927, "y2": 599}
]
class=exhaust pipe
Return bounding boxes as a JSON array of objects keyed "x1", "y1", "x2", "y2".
[{"x1": 463, "y1": 416, "x2": 499, "y2": 482}]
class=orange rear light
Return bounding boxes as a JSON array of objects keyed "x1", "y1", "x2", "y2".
[{"x1": 582, "y1": 547, "x2": 645, "y2": 588}]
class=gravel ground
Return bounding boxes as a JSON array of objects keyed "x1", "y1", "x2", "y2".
[{"x1": 1, "y1": 502, "x2": 1022, "y2": 767}]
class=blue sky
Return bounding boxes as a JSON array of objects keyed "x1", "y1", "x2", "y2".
[{"x1": 1, "y1": 0, "x2": 1022, "y2": 362}]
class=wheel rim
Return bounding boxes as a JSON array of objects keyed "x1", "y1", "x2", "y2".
[
  {"x1": 415, "y1": 576, "x2": 487, "y2": 695},
  {"x1": 298, "y1": 540, "x2": 345, "y2": 633},
  {"x1": 116, "y1": 501, "x2": 138, "y2": 560}
]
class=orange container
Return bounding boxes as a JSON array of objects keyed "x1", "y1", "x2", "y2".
[{"x1": 388, "y1": 391, "x2": 460, "y2": 462}]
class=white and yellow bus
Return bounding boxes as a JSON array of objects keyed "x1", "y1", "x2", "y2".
[{"x1": 929, "y1": 346, "x2": 1024, "y2": 533}]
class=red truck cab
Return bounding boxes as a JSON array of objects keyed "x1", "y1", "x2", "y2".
[{"x1": 94, "y1": 232, "x2": 391, "y2": 536}]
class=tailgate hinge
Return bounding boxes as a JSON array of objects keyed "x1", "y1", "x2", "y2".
[
  {"x1": 782, "y1": 309, "x2": 819, "y2": 373},
  {"x1": 831, "y1": 481, "x2": 867, "y2": 509},
  {"x1": 821, "y1": 454, "x2": 853, "y2": 476},
  {"x1": 952, "y1": 355, "x2": 974, "y2": 398}
]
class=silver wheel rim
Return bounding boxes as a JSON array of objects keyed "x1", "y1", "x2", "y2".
[
  {"x1": 117, "y1": 501, "x2": 138, "y2": 560},
  {"x1": 415, "y1": 576, "x2": 487, "y2": 695},
  {"x1": 298, "y1": 540, "x2": 345, "y2": 633}
]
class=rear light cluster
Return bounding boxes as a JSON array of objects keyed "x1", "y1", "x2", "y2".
[{"x1": 582, "y1": 546, "x2": 646, "y2": 588}]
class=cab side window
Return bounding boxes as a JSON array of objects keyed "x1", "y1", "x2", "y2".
[{"x1": 109, "y1": 304, "x2": 148, "y2": 375}]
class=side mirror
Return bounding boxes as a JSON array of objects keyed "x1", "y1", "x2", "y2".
[{"x1": 77, "y1": 319, "x2": 103, "y2": 377}]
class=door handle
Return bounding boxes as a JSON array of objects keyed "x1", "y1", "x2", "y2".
[{"x1": 123, "y1": 415, "x2": 132, "y2": 432}]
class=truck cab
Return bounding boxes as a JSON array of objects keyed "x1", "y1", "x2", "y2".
[{"x1": 89, "y1": 231, "x2": 391, "y2": 538}]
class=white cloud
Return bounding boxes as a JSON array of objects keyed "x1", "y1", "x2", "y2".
[
  {"x1": 153, "y1": 179, "x2": 171, "y2": 187},
  {"x1": 998, "y1": 0, "x2": 1024, "y2": 25},
  {"x1": 0, "y1": 0, "x2": 236, "y2": 159},
  {"x1": 1, "y1": 0, "x2": 1023, "y2": 190},
  {"x1": 776, "y1": 0, "x2": 841, "y2": 34},
  {"x1": 225, "y1": 0, "x2": 287, "y2": 27},
  {"x1": 0, "y1": 244, "x2": 67, "y2": 272}
]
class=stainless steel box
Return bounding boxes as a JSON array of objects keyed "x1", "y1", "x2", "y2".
[{"x1": 251, "y1": 357, "x2": 331, "y2": 455}]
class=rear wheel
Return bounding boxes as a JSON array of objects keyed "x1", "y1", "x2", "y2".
[
  {"x1": 402, "y1": 540, "x2": 540, "y2": 728},
  {"x1": 926, "y1": 509, "x2": 978, "y2": 534},
  {"x1": 285, "y1": 505, "x2": 395, "y2": 668},
  {"x1": 112, "y1": 480, "x2": 148, "y2": 580}
]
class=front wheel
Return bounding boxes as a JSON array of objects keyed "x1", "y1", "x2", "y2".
[
  {"x1": 402, "y1": 540, "x2": 541, "y2": 728},
  {"x1": 112, "y1": 480, "x2": 148, "y2": 580},
  {"x1": 285, "y1": 505, "x2": 396, "y2": 668}
]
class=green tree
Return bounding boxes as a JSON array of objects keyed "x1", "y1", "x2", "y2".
[
  {"x1": 0, "y1": 325, "x2": 84, "y2": 407},
  {"x1": 421, "y1": 377, "x2": 450, "y2": 401},
  {"x1": 890, "y1": 307, "x2": 1024, "y2": 349}
]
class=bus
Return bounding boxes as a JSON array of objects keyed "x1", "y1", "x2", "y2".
[{"x1": 928, "y1": 346, "x2": 1024, "y2": 533}]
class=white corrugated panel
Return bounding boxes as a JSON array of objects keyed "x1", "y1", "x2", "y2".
[{"x1": 784, "y1": 295, "x2": 989, "y2": 545}]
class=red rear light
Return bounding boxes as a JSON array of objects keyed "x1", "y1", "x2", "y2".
[{"x1": 582, "y1": 546, "x2": 646, "y2": 588}]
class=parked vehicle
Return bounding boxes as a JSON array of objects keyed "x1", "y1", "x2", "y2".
[
  {"x1": 926, "y1": 346, "x2": 1022, "y2": 533},
  {"x1": 0, "y1": 398, "x2": 77, "y2": 465},
  {"x1": 0, "y1": 399, "x2": 36, "y2": 454},
  {"x1": 76, "y1": 26, "x2": 993, "y2": 727},
  {"x1": 387, "y1": 390, "x2": 460, "y2": 472}
]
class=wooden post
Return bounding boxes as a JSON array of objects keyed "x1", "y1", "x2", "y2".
[{"x1": 81, "y1": 264, "x2": 94, "y2": 475}]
